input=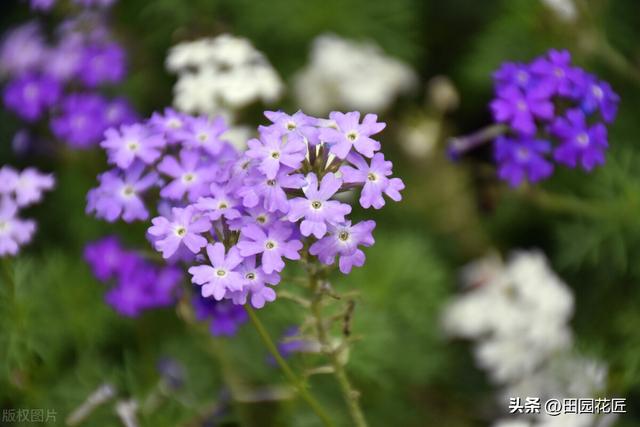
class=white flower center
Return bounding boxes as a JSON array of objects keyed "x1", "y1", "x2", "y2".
[
  {"x1": 127, "y1": 140, "x2": 140, "y2": 152},
  {"x1": 245, "y1": 272, "x2": 256, "y2": 280},
  {"x1": 182, "y1": 172, "x2": 196, "y2": 183},
  {"x1": 215, "y1": 269, "x2": 227, "y2": 277},
  {"x1": 0, "y1": 220, "x2": 9, "y2": 234},
  {"x1": 592, "y1": 85, "x2": 604, "y2": 100},
  {"x1": 265, "y1": 240, "x2": 277, "y2": 250},
  {"x1": 554, "y1": 67, "x2": 564, "y2": 78},
  {"x1": 346, "y1": 131, "x2": 358, "y2": 141},
  {"x1": 168, "y1": 118, "x2": 182, "y2": 129},
  {"x1": 338, "y1": 231, "x2": 350, "y2": 242},
  {"x1": 516, "y1": 148, "x2": 530, "y2": 161},
  {"x1": 516, "y1": 101, "x2": 527, "y2": 111},
  {"x1": 256, "y1": 214, "x2": 267, "y2": 224},
  {"x1": 197, "y1": 132, "x2": 209, "y2": 143},
  {"x1": 270, "y1": 151, "x2": 281, "y2": 159},
  {"x1": 121, "y1": 185, "x2": 135, "y2": 198},
  {"x1": 367, "y1": 172, "x2": 378, "y2": 182},
  {"x1": 218, "y1": 201, "x2": 229, "y2": 209},
  {"x1": 516, "y1": 71, "x2": 528, "y2": 84},
  {"x1": 576, "y1": 132, "x2": 590, "y2": 146},
  {"x1": 175, "y1": 226, "x2": 187, "y2": 237},
  {"x1": 311, "y1": 200, "x2": 322, "y2": 210}
]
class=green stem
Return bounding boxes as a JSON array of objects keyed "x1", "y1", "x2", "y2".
[
  {"x1": 244, "y1": 305, "x2": 334, "y2": 427},
  {"x1": 1, "y1": 257, "x2": 15, "y2": 298},
  {"x1": 308, "y1": 272, "x2": 368, "y2": 427}
]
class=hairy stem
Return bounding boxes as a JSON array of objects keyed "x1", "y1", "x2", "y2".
[
  {"x1": 308, "y1": 271, "x2": 368, "y2": 427},
  {"x1": 447, "y1": 124, "x2": 508, "y2": 159},
  {"x1": 244, "y1": 305, "x2": 334, "y2": 427}
]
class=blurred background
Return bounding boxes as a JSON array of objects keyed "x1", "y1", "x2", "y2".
[{"x1": 1, "y1": 0, "x2": 640, "y2": 426}]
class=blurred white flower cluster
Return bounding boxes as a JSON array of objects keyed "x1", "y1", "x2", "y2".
[
  {"x1": 541, "y1": 0, "x2": 577, "y2": 22},
  {"x1": 293, "y1": 34, "x2": 417, "y2": 115},
  {"x1": 443, "y1": 251, "x2": 616, "y2": 427},
  {"x1": 166, "y1": 34, "x2": 284, "y2": 119}
]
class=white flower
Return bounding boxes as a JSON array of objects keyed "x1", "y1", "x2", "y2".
[
  {"x1": 167, "y1": 34, "x2": 284, "y2": 118},
  {"x1": 293, "y1": 34, "x2": 417, "y2": 114},
  {"x1": 541, "y1": 0, "x2": 577, "y2": 22}
]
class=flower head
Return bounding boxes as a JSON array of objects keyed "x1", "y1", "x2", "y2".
[
  {"x1": 101, "y1": 124, "x2": 165, "y2": 169},
  {"x1": 148, "y1": 206, "x2": 210, "y2": 259},
  {"x1": 310, "y1": 220, "x2": 375, "y2": 274},
  {"x1": 237, "y1": 223, "x2": 302, "y2": 274},
  {"x1": 340, "y1": 153, "x2": 404, "y2": 209},
  {"x1": 3, "y1": 73, "x2": 61, "y2": 122},
  {"x1": 189, "y1": 242, "x2": 244, "y2": 300},
  {"x1": 319, "y1": 111, "x2": 385, "y2": 159},
  {"x1": 494, "y1": 137, "x2": 554, "y2": 187}
]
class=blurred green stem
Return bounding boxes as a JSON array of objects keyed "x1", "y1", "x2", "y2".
[
  {"x1": 1, "y1": 257, "x2": 15, "y2": 300},
  {"x1": 308, "y1": 269, "x2": 369, "y2": 427},
  {"x1": 244, "y1": 305, "x2": 334, "y2": 427}
]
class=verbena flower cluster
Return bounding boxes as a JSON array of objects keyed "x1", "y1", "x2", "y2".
[
  {"x1": 84, "y1": 236, "x2": 182, "y2": 317},
  {"x1": 86, "y1": 108, "x2": 404, "y2": 310},
  {"x1": 443, "y1": 251, "x2": 612, "y2": 427},
  {"x1": 0, "y1": 165, "x2": 54, "y2": 256},
  {"x1": 166, "y1": 34, "x2": 283, "y2": 119},
  {"x1": 0, "y1": 8, "x2": 135, "y2": 150},
  {"x1": 293, "y1": 34, "x2": 417, "y2": 115},
  {"x1": 489, "y1": 49, "x2": 619, "y2": 187}
]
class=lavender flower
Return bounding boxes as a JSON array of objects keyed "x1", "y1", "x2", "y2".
[
  {"x1": 189, "y1": 243, "x2": 244, "y2": 300},
  {"x1": 157, "y1": 150, "x2": 217, "y2": 201},
  {"x1": 246, "y1": 131, "x2": 306, "y2": 179},
  {"x1": 288, "y1": 173, "x2": 351, "y2": 238},
  {"x1": 340, "y1": 153, "x2": 404, "y2": 209},
  {"x1": 86, "y1": 164, "x2": 157, "y2": 222},
  {"x1": 101, "y1": 124, "x2": 165, "y2": 169},
  {"x1": 490, "y1": 85, "x2": 554, "y2": 136},
  {"x1": 84, "y1": 236, "x2": 127, "y2": 281},
  {"x1": 178, "y1": 116, "x2": 228, "y2": 156},
  {"x1": 148, "y1": 206, "x2": 210, "y2": 259},
  {"x1": 3, "y1": 73, "x2": 61, "y2": 122},
  {"x1": 0, "y1": 199, "x2": 36, "y2": 257},
  {"x1": 319, "y1": 111, "x2": 385, "y2": 159},
  {"x1": 30, "y1": 0, "x2": 57, "y2": 11},
  {"x1": 0, "y1": 23, "x2": 45, "y2": 76},
  {"x1": 237, "y1": 223, "x2": 302, "y2": 274},
  {"x1": 0, "y1": 166, "x2": 54, "y2": 257},
  {"x1": 310, "y1": 220, "x2": 376, "y2": 274},
  {"x1": 194, "y1": 185, "x2": 242, "y2": 221},
  {"x1": 261, "y1": 110, "x2": 320, "y2": 145}
]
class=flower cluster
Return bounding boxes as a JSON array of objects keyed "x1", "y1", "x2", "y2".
[
  {"x1": 192, "y1": 294, "x2": 248, "y2": 337},
  {"x1": 166, "y1": 34, "x2": 283, "y2": 119},
  {"x1": 84, "y1": 237, "x2": 182, "y2": 317},
  {"x1": 293, "y1": 34, "x2": 417, "y2": 115},
  {"x1": 0, "y1": 165, "x2": 54, "y2": 256},
  {"x1": 0, "y1": 9, "x2": 135, "y2": 149},
  {"x1": 489, "y1": 49, "x2": 619, "y2": 186},
  {"x1": 87, "y1": 109, "x2": 404, "y2": 310},
  {"x1": 443, "y1": 251, "x2": 612, "y2": 427}
]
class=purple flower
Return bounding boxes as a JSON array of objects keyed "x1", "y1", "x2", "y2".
[
  {"x1": 246, "y1": 131, "x2": 306, "y2": 179},
  {"x1": 178, "y1": 116, "x2": 228, "y2": 156},
  {"x1": 12, "y1": 167, "x2": 55, "y2": 207},
  {"x1": 101, "y1": 124, "x2": 165, "y2": 169},
  {"x1": 51, "y1": 93, "x2": 108, "y2": 148},
  {"x1": 0, "y1": 199, "x2": 36, "y2": 257},
  {"x1": 0, "y1": 167, "x2": 19, "y2": 196},
  {"x1": 340, "y1": 153, "x2": 404, "y2": 209},
  {"x1": 30, "y1": 0, "x2": 57, "y2": 11},
  {"x1": 195, "y1": 184, "x2": 242, "y2": 221},
  {"x1": 188, "y1": 243, "x2": 244, "y2": 300},
  {"x1": 192, "y1": 295, "x2": 248, "y2": 336},
  {"x1": 490, "y1": 85, "x2": 554, "y2": 135},
  {"x1": 309, "y1": 220, "x2": 375, "y2": 274},
  {"x1": 237, "y1": 223, "x2": 302, "y2": 274},
  {"x1": 78, "y1": 42, "x2": 126, "y2": 87},
  {"x1": 73, "y1": 0, "x2": 117, "y2": 6},
  {"x1": 229, "y1": 256, "x2": 280, "y2": 308},
  {"x1": 158, "y1": 150, "x2": 216, "y2": 201},
  {"x1": 494, "y1": 137, "x2": 554, "y2": 187},
  {"x1": 239, "y1": 168, "x2": 304, "y2": 213},
  {"x1": 580, "y1": 78, "x2": 619, "y2": 123},
  {"x1": 0, "y1": 23, "x2": 45, "y2": 76},
  {"x1": 104, "y1": 98, "x2": 138, "y2": 128},
  {"x1": 84, "y1": 236, "x2": 129, "y2": 281},
  {"x1": 86, "y1": 164, "x2": 157, "y2": 222},
  {"x1": 45, "y1": 35, "x2": 84, "y2": 82},
  {"x1": 261, "y1": 110, "x2": 320, "y2": 145},
  {"x1": 105, "y1": 264, "x2": 181, "y2": 317},
  {"x1": 551, "y1": 109, "x2": 608, "y2": 171},
  {"x1": 148, "y1": 206, "x2": 210, "y2": 259},
  {"x1": 3, "y1": 73, "x2": 61, "y2": 122},
  {"x1": 319, "y1": 111, "x2": 386, "y2": 159},
  {"x1": 530, "y1": 49, "x2": 577, "y2": 96},
  {"x1": 493, "y1": 62, "x2": 533, "y2": 91},
  {"x1": 149, "y1": 108, "x2": 189, "y2": 143},
  {"x1": 288, "y1": 173, "x2": 351, "y2": 238}
]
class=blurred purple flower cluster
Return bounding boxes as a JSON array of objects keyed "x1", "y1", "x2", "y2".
[
  {"x1": 84, "y1": 236, "x2": 182, "y2": 317},
  {"x1": 192, "y1": 294, "x2": 248, "y2": 336},
  {"x1": 0, "y1": 6, "x2": 135, "y2": 150},
  {"x1": 0, "y1": 166, "x2": 54, "y2": 256},
  {"x1": 489, "y1": 49, "x2": 619, "y2": 187},
  {"x1": 87, "y1": 109, "x2": 404, "y2": 309},
  {"x1": 30, "y1": 0, "x2": 117, "y2": 12}
]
